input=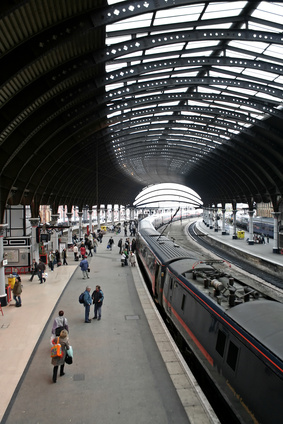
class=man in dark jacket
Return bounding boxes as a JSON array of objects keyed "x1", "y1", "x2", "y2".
[
  {"x1": 29, "y1": 259, "x2": 39, "y2": 281},
  {"x1": 91, "y1": 285, "x2": 104, "y2": 321},
  {"x1": 37, "y1": 260, "x2": 46, "y2": 284}
]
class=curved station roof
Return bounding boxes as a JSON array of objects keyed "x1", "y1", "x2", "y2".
[{"x1": 1, "y1": 1, "x2": 283, "y2": 221}]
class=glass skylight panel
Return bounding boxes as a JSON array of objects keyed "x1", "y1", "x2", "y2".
[
  {"x1": 228, "y1": 40, "x2": 271, "y2": 55},
  {"x1": 252, "y1": 2, "x2": 283, "y2": 25},
  {"x1": 106, "y1": 35, "x2": 132, "y2": 45},
  {"x1": 154, "y1": 4, "x2": 203, "y2": 25},
  {"x1": 199, "y1": 23, "x2": 233, "y2": 30},
  {"x1": 145, "y1": 43, "x2": 185, "y2": 55},
  {"x1": 242, "y1": 68, "x2": 278, "y2": 81},
  {"x1": 264, "y1": 44, "x2": 283, "y2": 60},
  {"x1": 106, "y1": 12, "x2": 153, "y2": 33},
  {"x1": 202, "y1": 1, "x2": 248, "y2": 19},
  {"x1": 225, "y1": 48, "x2": 256, "y2": 60}
]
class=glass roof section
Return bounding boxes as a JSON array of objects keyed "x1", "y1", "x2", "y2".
[{"x1": 105, "y1": 1, "x2": 283, "y2": 186}]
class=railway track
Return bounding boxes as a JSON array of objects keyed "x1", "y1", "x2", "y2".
[{"x1": 161, "y1": 219, "x2": 283, "y2": 302}]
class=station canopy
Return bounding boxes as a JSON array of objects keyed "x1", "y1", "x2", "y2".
[{"x1": 1, "y1": 1, "x2": 283, "y2": 222}]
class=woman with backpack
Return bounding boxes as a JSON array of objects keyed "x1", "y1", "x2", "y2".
[{"x1": 51, "y1": 329, "x2": 70, "y2": 383}]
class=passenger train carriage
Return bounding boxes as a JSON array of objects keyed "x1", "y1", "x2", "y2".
[{"x1": 137, "y1": 216, "x2": 283, "y2": 424}]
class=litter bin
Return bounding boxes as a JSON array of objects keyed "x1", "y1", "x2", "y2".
[
  {"x1": 237, "y1": 230, "x2": 245, "y2": 239},
  {"x1": 8, "y1": 276, "x2": 16, "y2": 289}
]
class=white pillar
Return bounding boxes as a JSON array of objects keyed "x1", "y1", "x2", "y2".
[
  {"x1": 97, "y1": 209, "x2": 101, "y2": 229},
  {"x1": 0, "y1": 224, "x2": 8, "y2": 306},
  {"x1": 88, "y1": 210, "x2": 93, "y2": 234},
  {"x1": 66, "y1": 212, "x2": 73, "y2": 247},
  {"x1": 78, "y1": 212, "x2": 83, "y2": 241},
  {"x1": 232, "y1": 209, "x2": 237, "y2": 239},
  {"x1": 209, "y1": 208, "x2": 213, "y2": 229},
  {"x1": 214, "y1": 208, "x2": 218, "y2": 232},
  {"x1": 248, "y1": 210, "x2": 254, "y2": 245},
  {"x1": 111, "y1": 208, "x2": 115, "y2": 225},
  {"x1": 272, "y1": 212, "x2": 280, "y2": 253},
  {"x1": 29, "y1": 218, "x2": 40, "y2": 262},
  {"x1": 51, "y1": 214, "x2": 59, "y2": 251},
  {"x1": 118, "y1": 207, "x2": 121, "y2": 223},
  {"x1": 221, "y1": 208, "x2": 226, "y2": 235}
]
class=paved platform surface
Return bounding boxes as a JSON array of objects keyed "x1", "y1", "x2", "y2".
[
  {"x1": 197, "y1": 220, "x2": 283, "y2": 268},
  {"x1": 0, "y1": 232, "x2": 218, "y2": 424}
]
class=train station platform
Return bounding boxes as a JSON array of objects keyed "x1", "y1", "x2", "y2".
[
  {"x1": 195, "y1": 220, "x2": 283, "y2": 274},
  {"x1": 0, "y1": 233, "x2": 218, "y2": 424}
]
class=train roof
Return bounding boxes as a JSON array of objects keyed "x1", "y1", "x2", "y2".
[
  {"x1": 227, "y1": 300, "x2": 283, "y2": 361},
  {"x1": 139, "y1": 229, "x2": 197, "y2": 264}
]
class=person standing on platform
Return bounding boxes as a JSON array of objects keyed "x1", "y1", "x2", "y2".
[
  {"x1": 129, "y1": 251, "x2": 136, "y2": 267},
  {"x1": 80, "y1": 256, "x2": 89, "y2": 279},
  {"x1": 55, "y1": 249, "x2": 61, "y2": 266},
  {"x1": 38, "y1": 259, "x2": 46, "y2": 284},
  {"x1": 93, "y1": 237, "x2": 98, "y2": 253},
  {"x1": 131, "y1": 238, "x2": 136, "y2": 253},
  {"x1": 29, "y1": 259, "x2": 39, "y2": 281},
  {"x1": 80, "y1": 243, "x2": 86, "y2": 258},
  {"x1": 92, "y1": 285, "x2": 104, "y2": 320},
  {"x1": 13, "y1": 277, "x2": 22, "y2": 307},
  {"x1": 73, "y1": 244, "x2": 78, "y2": 261},
  {"x1": 51, "y1": 329, "x2": 70, "y2": 383},
  {"x1": 83, "y1": 286, "x2": 92, "y2": 323},
  {"x1": 118, "y1": 238, "x2": 123, "y2": 254},
  {"x1": 48, "y1": 251, "x2": 55, "y2": 271},
  {"x1": 62, "y1": 248, "x2": 68, "y2": 265}
]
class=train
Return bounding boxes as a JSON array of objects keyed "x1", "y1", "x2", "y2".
[
  {"x1": 137, "y1": 215, "x2": 283, "y2": 424},
  {"x1": 236, "y1": 215, "x2": 274, "y2": 238}
]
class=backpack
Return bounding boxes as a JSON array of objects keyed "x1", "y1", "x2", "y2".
[
  {"x1": 79, "y1": 292, "x2": 85, "y2": 304},
  {"x1": 51, "y1": 337, "x2": 63, "y2": 358}
]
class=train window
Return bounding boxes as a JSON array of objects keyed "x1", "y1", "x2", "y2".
[
  {"x1": 181, "y1": 294, "x2": 186, "y2": 311},
  {"x1": 216, "y1": 330, "x2": 226, "y2": 357},
  {"x1": 227, "y1": 341, "x2": 239, "y2": 371}
]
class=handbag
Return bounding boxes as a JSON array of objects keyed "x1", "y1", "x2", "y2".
[
  {"x1": 51, "y1": 337, "x2": 62, "y2": 358},
  {"x1": 67, "y1": 345, "x2": 73, "y2": 358},
  {"x1": 88, "y1": 268, "x2": 90, "y2": 272},
  {"x1": 65, "y1": 351, "x2": 73, "y2": 365}
]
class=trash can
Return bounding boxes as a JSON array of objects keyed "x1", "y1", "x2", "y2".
[
  {"x1": 8, "y1": 276, "x2": 16, "y2": 289},
  {"x1": 237, "y1": 230, "x2": 245, "y2": 239}
]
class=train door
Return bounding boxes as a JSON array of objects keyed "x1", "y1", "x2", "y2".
[
  {"x1": 154, "y1": 263, "x2": 162, "y2": 303},
  {"x1": 164, "y1": 274, "x2": 174, "y2": 316}
]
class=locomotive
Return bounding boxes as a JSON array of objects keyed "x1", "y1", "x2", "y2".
[{"x1": 137, "y1": 215, "x2": 283, "y2": 424}]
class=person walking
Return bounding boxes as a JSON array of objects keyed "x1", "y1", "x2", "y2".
[
  {"x1": 29, "y1": 259, "x2": 39, "y2": 281},
  {"x1": 51, "y1": 329, "x2": 70, "y2": 383},
  {"x1": 108, "y1": 236, "x2": 114, "y2": 251},
  {"x1": 52, "y1": 310, "x2": 69, "y2": 336},
  {"x1": 37, "y1": 259, "x2": 46, "y2": 284},
  {"x1": 62, "y1": 248, "x2": 68, "y2": 265},
  {"x1": 13, "y1": 277, "x2": 22, "y2": 307},
  {"x1": 91, "y1": 285, "x2": 104, "y2": 321},
  {"x1": 80, "y1": 256, "x2": 89, "y2": 279},
  {"x1": 83, "y1": 286, "x2": 92, "y2": 323}
]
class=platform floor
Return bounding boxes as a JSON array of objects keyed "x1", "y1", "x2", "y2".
[
  {"x1": 197, "y1": 220, "x2": 283, "y2": 268},
  {"x1": 0, "y1": 233, "x2": 217, "y2": 424}
]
